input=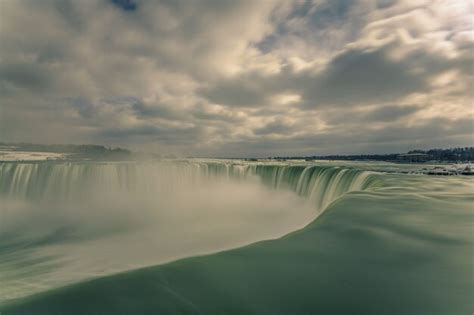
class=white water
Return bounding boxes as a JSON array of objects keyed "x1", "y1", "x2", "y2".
[{"x1": 0, "y1": 160, "x2": 377, "y2": 301}]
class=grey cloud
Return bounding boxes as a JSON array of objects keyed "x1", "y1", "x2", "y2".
[
  {"x1": 257, "y1": 0, "x2": 363, "y2": 55},
  {"x1": 300, "y1": 47, "x2": 435, "y2": 108},
  {"x1": 111, "y1": 0, "x2": 138, "y2": 11},
  {"x1": 191, "y1": 105, "x2": 245, "y2": 123},
  {"x1": 102, "y1": 125, "x2": 203, "y2": 146},
  {"x1": 202, "y1": 117, "x2": 473, "y2": 157},
  {"x1": 324, "y1": 104, "x2": 420, "y2": 125},
  {"x1": 199, "y1": 77, "x2": 267, "y2": 107},
  {"x1": 200, "y1": 39, "x2": 465, "y2": 111},
  {"x1": 365, "y1": 118, "x2": 473, "y2": 146},
  {"x1": 52, "y1": 1, "x2": 88, "y2": 33},
  {"x1": 0, "y1": 63, "x2": 51, "y2": 92},
  {"x1": 253, "y1": 119, "x2": 294, "y2": 136},
  {"x1": 72, "y1": 98, "x2": 97, "y2": 119},
  {"x1": 376, "y1": 0, "x2": 397, "y2": 9},
  {"x1": 132, "y1": 101, "x2": 186, "y2": 121},
  {"x1": 1, "y1": 0, "x2": 472, "y2": 156},
  {"x1": 364, "y1": 105, "x2": 419, "y2": 122},
  {"x1": 71, "y1": 97, "x2": 136, "y2": 120},
  {"x1": 196, "y1": 46, "x2": 422, "y2": 109}
]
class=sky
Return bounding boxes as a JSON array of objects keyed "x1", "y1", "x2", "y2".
[{"x1": 0, "y1": 0, "x2": 472, "y2": 157}]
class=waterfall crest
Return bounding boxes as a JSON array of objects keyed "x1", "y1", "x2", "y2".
[
  {"x1": 0, "y1": 160, "x2": 380, "y2": 301},
  {"x1": 0, "y1": 161, "x2": 378, "y2": 213}
]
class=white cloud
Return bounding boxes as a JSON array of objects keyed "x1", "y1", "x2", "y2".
[{"x1": 0, "y1": 0, "x2": 472, "y2": 156}]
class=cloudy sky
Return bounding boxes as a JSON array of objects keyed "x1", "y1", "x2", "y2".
[{"x1": 0, "y1": 0, "x2": 472, "y2": 157}]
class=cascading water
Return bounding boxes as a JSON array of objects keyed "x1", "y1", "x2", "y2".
[
  {"x1": 1, "y1": 161, "x2": 472, "y2": 315},
  {"x1": 0, "y1": 160, "x2": 378, "y2": 301},
  {"x1": 251, "y1": 163, "x2": 377, "y2": 212},
  {"x1": 0, "y1": 161, "x2": 377, "y2": 212}
]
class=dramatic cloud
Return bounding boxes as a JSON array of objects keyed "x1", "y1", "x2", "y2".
[{"x1": 0, "y1": 0, "x2": 472, "y2": 156}]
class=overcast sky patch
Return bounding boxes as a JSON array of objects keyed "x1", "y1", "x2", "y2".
[{"x1": 0, "y1": 0, "x2": 472, "y2": 156}]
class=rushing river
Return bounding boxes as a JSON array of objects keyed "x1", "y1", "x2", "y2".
[{"x1": 0, "y1": 160, "x2": 472, "y2": 314}]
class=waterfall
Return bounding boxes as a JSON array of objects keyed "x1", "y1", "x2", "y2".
[
  {"x1": 0, "y1": 160, "x2": 380, "y2": 301},
  {"x1": 0, "y1": 161, "x2": 378, "y2": 213}
]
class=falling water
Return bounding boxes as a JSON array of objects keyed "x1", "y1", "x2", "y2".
[{"x1": 0, "y1": 160, "x2": 378, "y2": 301}]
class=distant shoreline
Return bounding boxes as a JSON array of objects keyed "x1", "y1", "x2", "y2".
[{"x1": 1, "y1": 142, "x2": 473, "y2": 164}]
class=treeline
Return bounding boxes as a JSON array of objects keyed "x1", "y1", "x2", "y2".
[
  {"x1": 0, "y1": 143, "x2": 132, "y2": 161},
  {"x1": 408, "y1": 147, "x2": 474, "y2": 161},
  {"x1": 303, "y1": 154, "x2": 400, "y2": 161},
  {"x1": 270, "y1": 147, "x2": 474, "y2": 162},
  {"x1": 269, "y1": 154, "x2": 400, "y2": 161}
]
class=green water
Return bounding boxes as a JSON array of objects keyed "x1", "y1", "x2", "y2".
[{"x1": 0, "y1": 161, "x2": 473, "y2": 314}]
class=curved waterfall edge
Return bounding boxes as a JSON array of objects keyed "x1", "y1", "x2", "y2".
[{"x1": 0, "y1": 161, "x2": 382, "y2": 215}]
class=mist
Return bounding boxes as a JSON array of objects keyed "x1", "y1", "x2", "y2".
[{"x1": 0, "y1": 173, "x2": 314, "y2": 301}]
